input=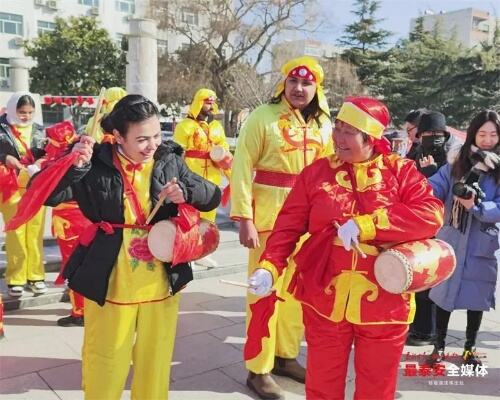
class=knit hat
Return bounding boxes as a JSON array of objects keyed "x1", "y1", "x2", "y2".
[{"x1": 416, "y1": 111, "x2": 450, "y2": 138}]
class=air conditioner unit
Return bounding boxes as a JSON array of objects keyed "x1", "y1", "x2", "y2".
[
  {"x1": 46, "y1": 0, "x2": 59, "y2": 10},
  {"x1": 34, "y1": 0, "x2": 44, "y2": 6},
  {"x1": 90, "y1": 7, "x2": 99, "y2": 16},
  {"x1": 13, "y1": 37, "x2": 24, "y2": 46}
]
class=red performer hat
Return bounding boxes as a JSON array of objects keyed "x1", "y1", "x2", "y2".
[
  {"x1": 288, "y1": 65, "x2": 316, "y2": 82},
  {"x1": 337, "y1": 96, "x2": 392, "y2": 154}
]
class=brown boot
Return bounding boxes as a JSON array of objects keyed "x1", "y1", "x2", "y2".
[
  {"x1": 272, "y1": 356, "x2": 306, "y2": 383},
  {"x1": 246, "y1": 372, "x2": 284, "y2": 400}
]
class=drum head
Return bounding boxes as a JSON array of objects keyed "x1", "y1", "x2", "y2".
[
  {"x1": 147, "y1": 220, "x2": 176, "y2": 262},
  {"x1": 374, "y1": 251, "x2": 410, "y2": 294},
  {"x1": 209, "y1": 146, "x2": 225, "y2": 162}
]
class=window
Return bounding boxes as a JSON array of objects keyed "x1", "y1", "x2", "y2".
[
  {"x1": 157, "y1": 39, "x2": 168, "y2": 56},
  {"x1": 116, "y1": 0, "x2": 135, "y2": 14},
  {"x1": 78, "y1": 0, "x2": 99, "y2": 5},
  {"x1": 37, "y1": 20, "x2": 56, "y2": 35},
  {"x1": 0, "y1": 58, "x2": 10, "y2": 89},
  {"x1": 0, "y1": 13, "x2": 23, "y2": 35},
  {"x1": 181, "y1": 9, "x2": 198, "y2": 26}
]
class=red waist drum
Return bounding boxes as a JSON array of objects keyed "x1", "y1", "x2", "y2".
[{"x1": 374, "y1": 238, "x2": 456, "y2": 294}]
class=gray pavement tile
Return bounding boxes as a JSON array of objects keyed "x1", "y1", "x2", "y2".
[
  {"x1": 199, "y1": 296, "x2": 247, "y2": 324},
  {"x1": 0, "y1": 372, "x2": 61, "y2": 400},
  {"x1": 207, "y1": 322, "x2": 246, "y2": 352},
  {"x1": 37, "y1": 361, "x2": 135, "y2": 400},
  {"x1": 176, "y1": 306, "x2": 237, "y2": 338},
  {"x1": 170, "y1": 369, "x2": 253, "y2": 400},
  {"x1": 171, "y1": 332, "x2": 242, "y2": 381},
  {"x1": 185, "y1": 272, "x2": 249, "y2": 298},
  {"x1": 179, "y1": 291, "x2": 225, "y2": 312},
  {"x1": 37, "y1": 362, "x2": 82, "y2": 399},
  {"x1": 0, "y1": 355, "x2": 78, "y2": 381},
  {"x1": 219, "y1": 360, "x2": 306, "y2": 400}
]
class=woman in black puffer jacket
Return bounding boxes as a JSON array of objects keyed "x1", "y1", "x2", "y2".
[{"x1": 45, "y1": 95, "x2": 220, "y2": 400}]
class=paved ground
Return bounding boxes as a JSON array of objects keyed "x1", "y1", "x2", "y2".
[{"x1": 1, "y1": 270, "x2": 499, "y2": 400}]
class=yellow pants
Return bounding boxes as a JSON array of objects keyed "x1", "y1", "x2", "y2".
[
  {"x1": 246, "y1": 232, "x2": 304, "y2": 374},
  {"x1": 0, "y1": 190, "x2": 45, "y2": 285},
  {"x1": 82, "y1": 295, "x2": 180, "y2": 400},
  {"x1": 184, "y1": 158, "x2": 221, "y2": 223},
  {"x1": 201, "y1": 209, "x2": 216, "y2": 223}
]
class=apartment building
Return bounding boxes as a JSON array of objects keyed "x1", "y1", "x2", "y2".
[{"x1": 409, "y1": 8, "x2": 498, "y2": 48}]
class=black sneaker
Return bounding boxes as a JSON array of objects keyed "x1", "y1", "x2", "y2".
[
  {"x1": 462, "y1": 349, "x2": 482, "y2": 367},
  {"x1": 406, "y1": 333, "x2": 433, "y2": 346},
  {"x1": 57, "y1": 315, "x2": 84, "y2": 327}
]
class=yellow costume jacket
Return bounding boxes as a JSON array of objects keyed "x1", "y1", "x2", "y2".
[
  {"x1": 174, "y1": 118, "x2": 229, "y2": 186},
  {"x1": 230, "y1": 99, "x2": 333, "y2": 232}
]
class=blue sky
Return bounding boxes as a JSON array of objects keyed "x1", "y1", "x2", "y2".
[{"x1": 303, "y1": 0, "x2": 498, "y2": 46}]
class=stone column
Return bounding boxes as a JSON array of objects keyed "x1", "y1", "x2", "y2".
[
  {"x1": 9, "y1": 57, "x2": 30, "y2": 92},
  {"x1": 126, "y1": 18, "x2": 158, "y2": 102}
]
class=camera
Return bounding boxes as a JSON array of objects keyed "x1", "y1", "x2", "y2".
[{"x1": 452, "y1": 167, "x2": 485, "y2": 203}]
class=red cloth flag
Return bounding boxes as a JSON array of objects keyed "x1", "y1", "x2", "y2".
[
  {"x1": 5, "y1": 152, "x2": 78, "y2": 231},
  {"x1": 244, "y1": 292, "x2": 284, "y2": 360},
  {"x1": 221, "y1": 185, "x2": 230, "y2": 207},
  {"x1": 0, "y1": 165, "x2": 19, "y2": 203}
]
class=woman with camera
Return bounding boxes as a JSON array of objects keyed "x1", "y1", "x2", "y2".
[{"x1": 427, "y1": 110, "x2": 500, "y2": 367}]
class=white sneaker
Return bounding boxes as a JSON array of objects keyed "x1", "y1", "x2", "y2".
[
  {"x1": 8, "y1": 285, "x2": 24, "y2": 298},
  {"x1": 27, "y1": 281, "x2": 48, "y2": 294},
  {"x1": 194, "y1": 255, "x2": 218, "y2": 268}
]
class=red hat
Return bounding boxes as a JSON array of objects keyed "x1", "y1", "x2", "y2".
[
  {"x1": 337, "y1": 96, "x2": 390, "y2": 137},
  {"x1": 337, "y1": 96, "x2": 392, "y2": 154},
  {"x1": 288, "y1": 65, "x2": 316, "y2": 82}
]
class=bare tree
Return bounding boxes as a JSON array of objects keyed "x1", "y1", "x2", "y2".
[
  {"x1": 321, "y1": 56, "x2": 366, "y2": 115},
  {"x1": 151, "y1": 0, "x2": 321, "y2": 130}
]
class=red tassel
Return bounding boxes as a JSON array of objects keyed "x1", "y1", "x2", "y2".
[
  {"x1": 44, "y1": 96, "x2": 53, "y2": 105},
  {"x1": 63, "y1": 97, "x2": 73, "y2": 106}
]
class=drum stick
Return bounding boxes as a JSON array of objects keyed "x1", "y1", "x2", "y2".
[
  {"x1": 146, "y1": 178, "x2": 178, "y2": 224},
  {"x1": 88, "y1": 87, "x2": 106, "y2": 140},
  {"x1": 219, "y1": 279, "x2": 250, "y2": 288},
  {"x1": 334, "y1": 222, "x2": 367, "y2": 259},
  {"x1": 146, "y1": 192, "x2": 168, "y2": 225}
]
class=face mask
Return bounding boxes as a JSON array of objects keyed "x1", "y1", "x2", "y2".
[{"x1": 421, "y1": 135, "x2": 446, "y2": 150}]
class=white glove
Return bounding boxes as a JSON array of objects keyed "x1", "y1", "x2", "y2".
[
  {"x1": 26, "y1": 164, "x2": 41, "y2": 177},
  {"x1": 248, "y1": 268, "x2": 273, "y2": 296},
  {"x1": 337, "y1": 219, "x2": 360, "y2": 251}
]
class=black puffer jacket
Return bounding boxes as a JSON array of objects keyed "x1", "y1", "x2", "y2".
[
  {"x1": 0, "y1": 113, "x2": 46, "y2": 164},
  {"x1": 45, "y1": 141, "x2": 221, "y2": 305}
]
